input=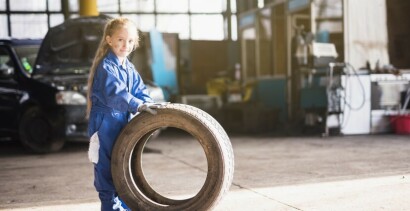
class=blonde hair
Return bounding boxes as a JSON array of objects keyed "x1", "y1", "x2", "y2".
[{"x1": 86, "y1": 17, "x2": 140, "y2": 118}]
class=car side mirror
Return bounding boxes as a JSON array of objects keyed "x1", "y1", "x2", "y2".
[{"x1": 0, "y1": 66, "x2": 14, "y2": 79}]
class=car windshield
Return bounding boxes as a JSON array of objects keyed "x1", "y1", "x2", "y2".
[{"x1": 14, "y1": 45, "x2": 39, "y2": 75}]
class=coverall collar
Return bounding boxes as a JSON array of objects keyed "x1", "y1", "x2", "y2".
[{"x1": 106, "y1": 50, "x2": 130, "y2": 69}]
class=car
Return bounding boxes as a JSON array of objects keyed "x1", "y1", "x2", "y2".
[{"x1": 0, "y1": 16, "x2": 165, "y2": 153}]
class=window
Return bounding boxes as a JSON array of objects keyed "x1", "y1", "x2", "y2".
[
  {"x1": 10, "y1": 14, "x2": 48, "y2": 39},
  {"x1": 0, "y1": 15, "x2": 7, "y2": 38},
  {"x1": 120, "y1": 0, "x2": 154, "y2": 12},
  {"x1": 10, "y1": 0, "x2": 47, "y2": 11},
  {"x1": 14, "y1": 45, "x2": 40, "y2": 75},
  {"x1": 0, "y1": 0, "x2": 237, "y2": 41},
  {"x1": 68, "y1": 0, "x2": 79, "y2": 12},
  {"x1": 231, "y1": 15, "x2": 238, "y2": 40},
  {"x1": 50, "y1": 14, "x2": 64, "y2": 27},
  {"x1": 190, "y1": 0, "x2": 225, "y2": 13},
  {"x1": 98, "y1": 0, "x2": 119, "y2": 13},
  {"x1": 191, "y1": 15, "x2": 224, "y2": 40},
  {"x1": 0, "y1": 47, "x2": 15, "y2": 71},
  {"x1": 122, "y1": 14, "x2": 156, "y2": 32},
  {"x1": 230, "y1": 0, "x2": 236, "y2": 13},
  {"x1": 0, "y1": 0, "x2": 6, "y2": 11},
  {"x1": 157, "y1": 15, "x2": 189, "y2": 39},
  {"x1": 48, "y1": 0, "x2": 61, "y2": 12},
  {"x1": 156, "y1": 0, "x2": 188, "y2": 13}
]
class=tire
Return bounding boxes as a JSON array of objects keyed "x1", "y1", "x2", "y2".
[
  {"x1": 112, "y1": 103, "x2": 234, "y2": 211},
  {"x1": 148, "y1": 128, "x2": 162, "y2": 140},
  {"x1": 19, "y1": 107, "x2": 65, "y2": 153}
]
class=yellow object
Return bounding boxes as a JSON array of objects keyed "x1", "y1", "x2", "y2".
[
  {"x1": 79, "y1": 0, "x2": 99, "y2": 17},
  {"x1": 206, "y1": 77, "x2": 230, "y2": 96},
  {"x1": 242, "y1": 81, "x2": 256, "y2": 102},
  {"x1": 207, "y1": 77, "x2": 245, "y2": 103}
]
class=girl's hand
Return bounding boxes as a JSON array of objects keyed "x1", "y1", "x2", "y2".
[
  {"x1": 138, "y1": 103, "x2": 157, "y2": 115},
  {"x1": 137, "y1": 102, "x2": 168, "y2": 115}
]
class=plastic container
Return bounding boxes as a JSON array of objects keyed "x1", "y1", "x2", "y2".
[{"x1": 390, "y1": 115, "x2": 410, "y2": 134}]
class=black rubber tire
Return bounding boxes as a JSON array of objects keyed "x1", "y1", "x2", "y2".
[
  {"x1": 19, "y1": 107, "x2": 65, "y2": 153},
  {"x1": 112, "y1": 103, "x2": 234, "y2": 211}
]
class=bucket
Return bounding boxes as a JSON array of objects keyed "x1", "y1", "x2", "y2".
[{"x1": 390, "y1": 115, "x2": 410, "y2": 134}]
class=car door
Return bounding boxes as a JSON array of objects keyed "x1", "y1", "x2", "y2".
[{"x1": 0, "y1": 45, "x2": 23, "y2": 132}]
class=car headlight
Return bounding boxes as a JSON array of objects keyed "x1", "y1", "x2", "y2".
[{"x1": 56, "y1": 91, "x2": 87, "y2": 105}]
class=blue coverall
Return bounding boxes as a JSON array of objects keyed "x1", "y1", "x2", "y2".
[{"x1": 88, "y1": 51, "x2": 153, "y2": 211}]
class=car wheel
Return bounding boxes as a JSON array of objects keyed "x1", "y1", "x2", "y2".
[
  {"x1": 19, "y1": 107, "x2": 64, "y2": 153},
  {"x1": 112, "y1": 103, "x2": 234, "y2": 211}
]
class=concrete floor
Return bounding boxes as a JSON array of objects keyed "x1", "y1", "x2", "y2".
[{"x1": 0, "y1": 130, "x2": 409, "y2": 211}]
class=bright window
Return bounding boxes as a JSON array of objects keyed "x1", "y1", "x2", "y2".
[
  {"x1": 123, "y1": 14, "x2": 156, "y2": 32},
  {"x1": 157, "y1": 14, "x2": 189, "y2": 39},
  {"x1": 231, "y1": 15, "x2": 237, "y2": 41},
  {"x1": 156, "y1": 0, "x2": 188, "y2": 13},
  {"x1": 48, "y1": 0, "x2": 61, "y2": 12},
  {"x1": 190, "y1": 0, "x2": 225, "y2": 13},
  {"x1": 50, "y1": 14, "x2": 64, "y2": 27},
  {"x1": 68, "y1": 0, "x2": 79, "y2": 12},
  {"x1": 98, "y1": 0, "x2": 119, "y2": 12},
  {"x1": 0, "y1": 15, "x2": 7, "y2": 38},
  {"x1": 230, "y1": 0, "x2": 236, "y2": 13},
  {"x1": 0, "y1": 0, "x2": 5, "y2": 11},
  {"x1": 11, "y1": 14, "x2": 48, "y2": 39},
  {"x1": 191, "y1": 14, "x2": 224, "y2": 40},
  {"x1": 1, "y1": 0, "x2": 237, "y2": 41},
  {"x1": 10, "y1": 0, "x2": 46, "y2": 11},
  {"x1": 10, "y1": 0, "x2": 47, "y2": 11},
  {"x1": 121, "y1": 0, "x2": 155, "y2": 12}
]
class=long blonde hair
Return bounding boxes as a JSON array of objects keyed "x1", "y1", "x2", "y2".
[{"x1": 86, "y1": 17, "x2": 140, "y2": 118}]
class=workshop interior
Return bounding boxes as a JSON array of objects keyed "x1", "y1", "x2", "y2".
[
  {"x1": 121, "y1": 0, "x2": 410, "y2": 136},
  {"x1": 1, "y1": 1, "x2": 410, "y2": 210},
  {"x1": 1, "y1": 0, "x2": 410, "y2": 148}
]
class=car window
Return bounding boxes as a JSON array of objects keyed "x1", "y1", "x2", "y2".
[
  {"x1": 0, "y1": 47, "x2": 15, "y2": 80},
  {"x1": 14, "y1": 45, "x2": 39, "y2": 75},
  {"x1": 0, "y1": 47, "x2": 14, "y2": 69}
]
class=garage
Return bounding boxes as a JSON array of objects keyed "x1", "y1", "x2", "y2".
[{"x1": 0, "y1": 0, "x2": 409, "y2": 210}]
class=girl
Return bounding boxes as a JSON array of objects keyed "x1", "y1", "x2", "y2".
[{"x1": 87, "y1": 17, "x2": 158, "y2": 211}]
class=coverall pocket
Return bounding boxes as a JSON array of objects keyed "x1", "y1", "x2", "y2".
[
  {"x1": 88, "y1": 112, "x2": 105, "y2": 137},
  {"x1": 88, "y1": 132, "x2": 100, "y2": 164}
]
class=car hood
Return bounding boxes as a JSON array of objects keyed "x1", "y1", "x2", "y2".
[{"x1": 34, "y1": 15, "x2": 108, "y2": 75}]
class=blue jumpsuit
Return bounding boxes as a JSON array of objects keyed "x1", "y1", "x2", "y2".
[{"x1": 88, "y1": 51, "x2": 153, "y2": 211}]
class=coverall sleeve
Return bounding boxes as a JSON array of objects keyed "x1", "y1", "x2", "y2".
[
  {"x1": 131, "y1": 72, "x2": 154, "y2": 103},
  {"x1": 93, "y1": 62, "x2": 143, "y2": 113}
]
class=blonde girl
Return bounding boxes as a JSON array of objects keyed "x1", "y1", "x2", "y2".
[{"x1": 87, "y1": 17, "x2": 157, "y2": 211}]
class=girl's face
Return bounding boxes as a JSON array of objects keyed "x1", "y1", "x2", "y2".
[{"x1": 106, "y1": 24, "x2": 137, "y2": 62}]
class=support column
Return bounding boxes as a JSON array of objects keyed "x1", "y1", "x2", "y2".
[{"x1": 79, "y1": 0, "x2": 99, "y2": 17}]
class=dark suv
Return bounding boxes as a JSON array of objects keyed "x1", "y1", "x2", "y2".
[{"x1": 0, "y1": 16, "x2": 113, "y2": 153}]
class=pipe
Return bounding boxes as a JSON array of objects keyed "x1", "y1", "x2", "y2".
[{"x1": 79, "y1": 0, "x2": 99, "y2": 17}]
